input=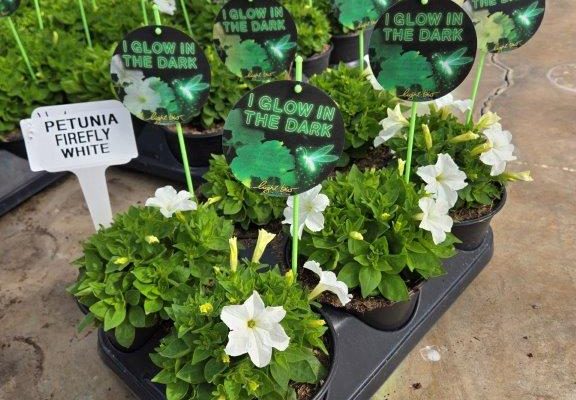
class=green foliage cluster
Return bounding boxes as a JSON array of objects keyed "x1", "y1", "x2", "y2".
[
  {"x1": 283, "y1": 1, "x2": 331, "y2": 58},
  {"x1": 200, "y1": 155, "x2": 286, "y2": 230},
  {"x1": 151, "y1": 260, "x2": 328, "y2": 400},
  {"x1": 300, "y1": 166, "x2": 456, "y2": 302},
  {"x1": 310, "y1": 64, "x2": 399, "y2": 162},
  {"x1": 384, "y1": 107, "x2": 508, "y2": 212},
  {"x1": 69, "y1": 205, "x2": 234, "y2": 347}
]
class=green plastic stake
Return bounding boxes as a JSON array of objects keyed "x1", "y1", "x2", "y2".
[
  {"x1": 77, "y1": 0, "x2": 92, "y2": 48},
  {"x1": 359, "y1": 28, "x2": 364, "y2": 70},
  {"x1": 179, "y1": 0, "x2": 192, "y2": 36},
  {"x1": 291, "y1": 56, "x2": 304, "y2": 274},
  {"x1": 176, "y1": 123, "x2": 196, "y2": 198},
  {"x1": 6, "y1": 17, "x2": 36, "y2": 82},
  {"x1": 153, "y1": 4, "x2": 162, "y2": 28},
  {"x1": 33, "y1": 0, "x2": 43, "y2": 30},
  {"x1": 404, "y1": 102, "x2": 418, "y2": 183},
  {"x1": 140, "y1": 0, "x2": 148, "y2": 25},
  {"x1": 91, "y1": 0, "x2": 97, "y2": 9},
  {"x1": 466, "y1": 50, "x2": 487, "y2": 126}
]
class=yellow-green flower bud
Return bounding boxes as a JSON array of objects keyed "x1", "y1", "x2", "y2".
[
  {"x1": 175, "y1": 211, "x2": 186, "y2": 223},
  {"x1": 398, "y1": 158, "x2": 406, "y2": 176},
  {"x1": 206, "y1": 196, "x2": 222, "y2": 206},
  {"x1": 221, "y1": 353, "x2": 230, "y2": 364},
  {"x1": 475, "y1": 112, "x2": 500, "y2": 131},
  {"x1": 349, "y1": 231, "x2": 364, "y2": 241},
  {"x1": 252, "y1": 230, "x2": 276, "y2": 263},
  {"x1": 199, "y1": 303, "x2": 214, "y2": 315},
  {"x1": 145, "y1": 235, "x2": 159, "y2": 244},
  {"x1": 503, "y1": 171, "x2": 533, "y2": 182},
  {"x1": 380, "y1": 212, "x2": 392, "y2": 221},
  {"x1": 285, "y1": 270, "x2": 295, "y2": 286},
  {"x1": 248, "y1": 381, "x2": 260, "y2": 393},
  {"x1": 470, "y1": 142, "x2": 492, "y2": 156},
  {"x1": 114, "y1": 257, "x2": 129, "y2": 265},
  {"x1": 52, "y1": 31, "x2": 59, "y2": 46},
  {"x1": 229, "y1": 237, "x2": 238, "y2": 272},
  {"x1": 449, "y1": 131, "x2": 479, "y2": 144},
  {"x1": 422, "y1": 124, "x2": 433, "y2": 150},
  {"x1": 307, "y1": 319, "x2": 326, "y2": 328}
]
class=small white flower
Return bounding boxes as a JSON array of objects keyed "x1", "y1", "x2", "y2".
[
  {"x1": 145, "y1": 186, "x2": 197, "y2": 218},
  {"x1": 418, "y1": 93, "x2": 472, "y2": 116},
  {"x1": 416, "y1": 154, "x2": 468, "y2": 207},
  {"x1": 153, "y1": 0, "x2": 176, "y2": 15},
  {"x1": 418, "y1": 197, "x2": 453, "y2": 245},
  {"x1": 374, "y1": 104, "x2": 409, "y2": 147},
  {"x1": 221, "y1": 291, "x2": 290, "y2": 368},
  {"x1": 111, "y1": 54, "x2": 145, "y2": 86},
  {"x1": 123, "y1": 78, "x2": 162, "y2": 117},
  {"x1": 283, "y1": 185, "x2": 329, "y2": 239},
  {"x1": 480, "y1": 123, "x2": 517, "y2": 176},
  {"x1": 305, "y1": 261, "x2": 352, "y2": 306}
]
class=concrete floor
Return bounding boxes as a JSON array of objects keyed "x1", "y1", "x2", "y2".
[{"x1": 1, "y1": 1, "x2": 575, "y2": 399}]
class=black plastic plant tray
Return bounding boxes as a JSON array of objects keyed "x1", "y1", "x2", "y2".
[
  {"x1": 98, "y1": 230, "x2": 494, "y2": 400},
  {"x1": 0, "y1": 149, "x2": 66, "y2": 217},
  {"x1": 124, "y1": 125, "x2": 207, "y2": 186}
]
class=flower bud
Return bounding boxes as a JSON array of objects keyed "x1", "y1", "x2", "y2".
[
  {"x1": 503, "y1": 171, "x2": 533, "y2": 182},
  {"x1": 449, "y1": 131, "x2": 479, "y2": 144},
  {"x1": 285, "y1": 270, "x2": 295, "y2": 286},
  {"x1": 206, "y1": 196, "x2": 222, "y2": 206},
  {"x1": 221, "y1": 353, "x2": 230, "y2": 364},
  {"x1": 380, "y1": 212, "x2": 392, "y2": 221},
  {"x1": 475, "y1": 112, "x2": 501, "y2": 131},
  {"x1": 199, "y1": 303, "x2": 214, "y2": 315},
  {"x1": 307, "y1": 319, "x2": 326, "y2": 328},
  {"x1": 422, "y1": 124, "x2": 433, "y2": 150},
  {"x1": 470, "y1": 142, "x2": 493, "y2": 156},
  {"x1": 52, "y1": 31, "x2": 59, "y2": 46},
  {"x1": 252, "y1": 230, "x2": 276, "y2": 263},
  {"x1": 398, "y1": 158, "x2": 406, "y2": 176},
  {"x1": 248, "y1": 381, "x2": 260, "y2": 393},
  {"x1": 229, "y1": 237, "x2": 238, "y2": 272},
  {"x1": 114, "y1": 257, "x2": 129, "y2": 265},
  {"x1": 175, "y1": 211, "x2": 186, "y2": 223},
  {"x1": 349, "y1": 231, "x2": 364, "y2": 241},
  {"x1": 145, "y1": 235, "x2": 159, "y2": 244}
]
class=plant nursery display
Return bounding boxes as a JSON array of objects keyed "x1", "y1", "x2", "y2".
[{"x1": 0, "y1": 0, "x2": 547, "y2": 398}]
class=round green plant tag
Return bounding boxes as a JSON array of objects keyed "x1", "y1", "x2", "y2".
[
  {"x1": 111, "y1": 26, "x2": 211, "y2": 125},
  {"x1": 469, "y1": 0, "x2": 545, "y2": 53},
  {"x1": 223, "y1": 81, "x2": 345, "y2": 196},
  {"x1": 0, "y1": 0, "x2": 20, "y2": 17},
  {"x1": 369, "y1": 0, "x2": 478, "y2": 102},
  {"x1": 213, "y1": 0, "x2": 298, "y2": 81},
  {"x1": 332, "y1": 0, "x2": 400, "y2": 31}
]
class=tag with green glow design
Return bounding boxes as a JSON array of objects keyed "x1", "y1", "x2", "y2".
[
  {"x1": 332, "y1": 0, "x2": 400, "y2": 31},
  {"x1": 468, "y1": 0, "x2": 545, "y2": 53},
  {"x1": 223, "y1": 81, "x2": 345, "y2": 196},
  {"x1": 0, "y1": 0, "x2": 20, "y2": 17},
  {"x1": 369, "y1": 0, "x2": 477, "y2": 102},
  {"x1": 213, "y1": 0, "x2": 298, "y2": 81},
  {"x1": 111, "y1": 26, "x2": 211, "y2": 126}
]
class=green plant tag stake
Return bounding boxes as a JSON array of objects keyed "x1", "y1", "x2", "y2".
[
  {"x1": 33, "y1": 0, "x2": 43, "y2": 29},
  {"x1": 466, "y1": 0, "x2": 545, "y2": 125},
  {"x1": 179, "y1": 0, "x2": 192, "y2": 36},
  {"x1": 77, "y1": 0, "x2": 92, "y2": 48},
  {"x1": 368, "y1": 0, "x2": 478, "y2": 182},
  {"x1": 111, "y1": 6, "x2": 212, "y2": 198},
  {"x1": 292, "y1": 56, "x2": 304, "y2": 274},
  {"x1": 140, "y1": 0, "x2": 148, "y2": 25},
  {"x1": 1, "y1": 0, "x2": 36, "y2": 81}
]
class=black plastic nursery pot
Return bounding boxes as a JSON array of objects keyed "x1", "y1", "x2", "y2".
[
  {"x1": 163, "y1": 125, "x2": 223, "y2": 168},
  {"x1": 330, "y1": 27, "x2": 373, "y2": 65},
  {"x1": 452, "y1": 189, "x2": 507, "y2": 251},
  {"x1": 96, "y1": 230, "x2": 495, "y2": 400},
  {"x1": 104, "y1": 323, "x2": 163, "y2": 353},
  {"x1": 351, "y1": 288, "x2": 420, "y2": 332},
  {"x1": 0, "y1": 133, "x2": 27, "y2": 159},
  {"x1": 303, "y1": 44, "x2": 334, "y2": 78}
]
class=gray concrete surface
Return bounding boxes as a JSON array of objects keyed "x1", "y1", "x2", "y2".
[{"x1": 1, "y1": 1, "x2": 575, "y2": 399}]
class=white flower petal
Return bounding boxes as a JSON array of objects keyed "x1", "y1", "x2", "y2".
[
  {"x1": 303, "y1": 261, "x2": 323, "y2": 277},
  {"x1": 221, "y1": 304, "x2": 250, "y2": 331},
  {"x1": 248, "y1": 328, "x2": 273, "y2": 368},
  {"x1": 225, "y1": 329, "x2": 250, "y2": 356},
  {"x1": 304, "y1": 212, "x2": 325, "y2": 233}
]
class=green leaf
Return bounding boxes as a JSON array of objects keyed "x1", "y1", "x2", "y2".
[
  {"x1": 270, "y1": 362, "x2": 290, "y2": 388},
  {"x1": 144, "y1": 298, "x2": 163, "y2": 315},
  {"x1": 159, "y1": 338, "x2": 191, "y2": 359},
  {"x1": 125, "y1": 289, "x2": 140, "y2": 306},
  {"x1": 191, "y1": 347, "x2": 212, "y2": 365},
  {"x1": 176, "y1": 363, "x2": 206, "y2": 384},
  {"x1": 166, "y1": 380, "x2": 189, "y2": 400},
  {"x1": 77, "y1": 313, "x2": 96, "y2": 332},
  {"x1": 338, "y1": 262, "x2": 361, "y2": 288},
  {"x1": 104, "y1": 304, "x2": 126, "y2": 331},
  {"x1": 359, "y1": 267, "x2": 381, "y2": 298},
  {"x1": 128, "y1": 305, "x2": 146, "y2": 328},
  {"x1": 378, "y1": 274, "x2": 410, "y2": 302},
  {"x1": 204, "y1": 359, "x2": 226, "y2": 383},
  {"x1": 114, "y1": 320, "x2": 135, "y2": 348},
  {"x1": 89, "y1": 300, "x2": 109, "y2": 319},
  {"x1": 152, "y1": 369, "x2": 176, "y2": 384}
]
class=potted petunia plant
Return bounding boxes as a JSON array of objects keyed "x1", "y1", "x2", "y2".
[
  {"x1": 69, "y1": 186, "x2": 234, "y2": 350},
  {"x1": 375, "y1": 96, "x2": 532, "y2": 250},
  {"x1": 288, "y1": 166, "x2": 456, "y2": 331},
  {"x1": 151, "y1": 230, "x2": 343, "y2": 400}
]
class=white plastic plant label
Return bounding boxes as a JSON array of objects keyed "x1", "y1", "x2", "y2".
[{"x1": 21, "y1": 100, "x2": 138, "y2": 229}]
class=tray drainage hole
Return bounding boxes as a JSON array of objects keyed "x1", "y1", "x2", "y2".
[{"x1": 547, "y1": 64, "x2": 576, "y2": 93}]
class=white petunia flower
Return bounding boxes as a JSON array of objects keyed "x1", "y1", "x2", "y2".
[
  {"x1": 145, "y1": 186, "x2": 197, "y2": 218},
  {"x1": 123, "y1": 78, "x2": 162, "y2": 117},
  {"x1": 480, "y1": 123, "x2": 517, "y2": 176},
  {"x1": 417, "y1": 93, "x2": 472, "y2": 116},
  {"x1": 221, "y1": 291, "x2": 290, "y2": 368},
  {"x1": 110, "y1": 54, "x2": 144, "y2": 86},
  {"x1": 283, "y1": 185, "x2": 329, "y2": 239},
  {"x1": 418, "y1": 197, "x2": 453, "y2": 245},
  {"x1": 416, "y1": 154, "x2": 468, "y2": 207},
  {"x1": 153, "y1": 0, "x2": 176, "y2": 15},
  {"x1": 304, "y1": 261, "x2": 352, "y2": 306},
  {"x1": 374, "y1": 104, "x2": 409, "y2": 147}
]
